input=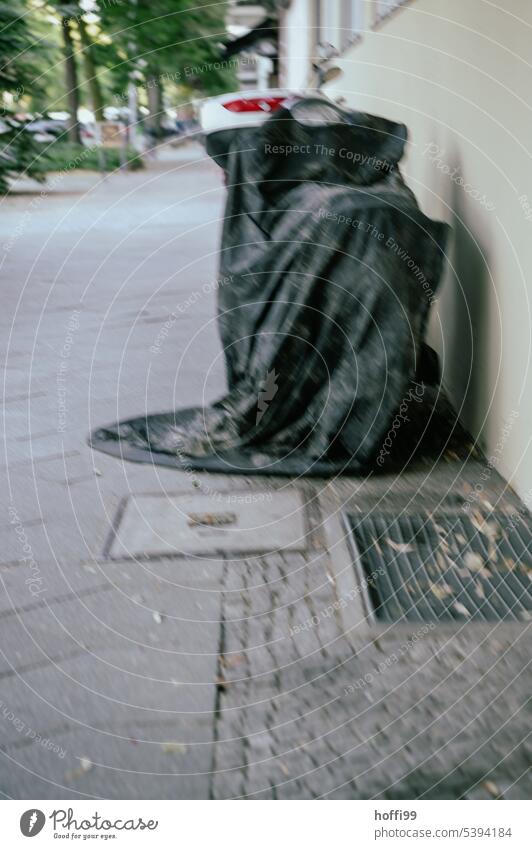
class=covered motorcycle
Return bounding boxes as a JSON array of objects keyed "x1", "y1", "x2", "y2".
[{"x1": 90, "y1": 98, "x2": 449, "y2": 476}]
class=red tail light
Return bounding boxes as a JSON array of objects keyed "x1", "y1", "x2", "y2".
[{"x1": 222, "y1": 97, "x2": 287, "y2": 113}]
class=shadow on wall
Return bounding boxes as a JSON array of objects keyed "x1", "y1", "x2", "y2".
[{"x1": 437, "y1": 152, "x2": 496, "y2": 448}]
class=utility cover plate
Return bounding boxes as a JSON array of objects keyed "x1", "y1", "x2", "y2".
[
  {"x1": 344, "y1": 511, "x2": 532, "y2": 623},
  {"x1": 108, "y1": 490, "x2": 308, "y2": 559}
]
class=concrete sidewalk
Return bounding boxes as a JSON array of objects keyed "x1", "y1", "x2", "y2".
[{"x1": 1, "y1": 144, "x2": 530, "y2": 799}]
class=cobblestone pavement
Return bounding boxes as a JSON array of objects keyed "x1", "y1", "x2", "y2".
[
  {"x1": 212, "y1": 541, "x2": 531, "y2": 799},
  {"x1": 1, "y1": 144, "x2": 530, "y2": 799}
]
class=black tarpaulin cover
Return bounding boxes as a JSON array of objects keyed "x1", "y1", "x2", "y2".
[{"x1": 90, "y1": 99, "x2": 450, "y2": 476}]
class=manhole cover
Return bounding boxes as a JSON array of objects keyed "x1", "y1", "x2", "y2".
[
  {"x1": 344, "y1": 511, "x2": 532, "y2": 622},
  {"x1": 107, "y1": 489, "x2": 309, "y2": 559}
]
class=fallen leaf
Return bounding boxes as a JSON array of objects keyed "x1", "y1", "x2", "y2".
[
  {"x1": 469, "y1": 513, "x2": 500, "y2": 559},
  {"x1": 453, "y1": 601, "x2": 470, "y2": 617},
  {"x1": 436, "y1": 550, "x2": 454, "y2": 572},
  {"x1": 483, "y1": 780, "x2": 500, "y2": 798},
  {"x1": 221, "y1": 653, "x2": 246, "y2": 669},
  {"x1": 162, "y1": 742, "x2": 186, "y2": 755},
  {"x1": 464, "y1": 551, "x2": 484, "y2": 572},
  {"x1": 469, "y1": 510, "x2": 486, "y2": 534},
  {"x1": 483, "y1": 521, "x2": 500, "y2": 541},
  {"x1": 187, "y1": 511, "x2": 236, "y2": 528},
  {"x1": 430, "y1": 583, "x2": 454, "y2": 600},
  {"x1": 386, "y1": 538, "x2": 414, "y2": 554},
  {"x1": 65, "y1": 757, "x2": 93, "y2": 782}
]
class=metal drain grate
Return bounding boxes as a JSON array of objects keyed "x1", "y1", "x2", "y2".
[{"x1": 344, "y1": 511, "x2": 532, "y2": 623}]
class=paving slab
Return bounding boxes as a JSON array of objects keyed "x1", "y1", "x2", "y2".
[{"x1": 108, "y1": 489, "x2": 309, "y2": 559}]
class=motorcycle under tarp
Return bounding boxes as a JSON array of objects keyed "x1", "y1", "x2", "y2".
[{"x1": 89, "y1": 99, "x2": 450, "y2": 476}]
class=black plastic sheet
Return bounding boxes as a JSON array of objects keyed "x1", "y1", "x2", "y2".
[{"x1": 90, "y1": 99, "x2": 450, "y2": 476}]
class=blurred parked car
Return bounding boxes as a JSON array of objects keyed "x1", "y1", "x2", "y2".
[
  {"x1": 24, "y1": 116, "x2": 67, "y2": 139},
  {"x1": 199, "y1": 89, "x2": 303, "y2": 160},
  {"x1": 199, "y1": 89, "x2": 297, "y2": 138},
  {"x1": 197, "y1": 89, "x2": 336, "y2": 159}
]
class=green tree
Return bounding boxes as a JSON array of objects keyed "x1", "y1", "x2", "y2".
[
  {"x1": 0, "y1": 0, "x2": 47, "y2": 191},
  {"x1": 51, "y1": 0, "x2": 82, "y2": 142},
  {"x1": 100, "y1": 0, "x2": 233, "y2": 138},
  {"x1": 77, "y1": 14, "x2": 104, "y2": 122}
]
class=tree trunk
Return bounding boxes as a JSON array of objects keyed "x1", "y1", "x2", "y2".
[
  {"x1": 60, "y1": 13, "x2": 81, "y2": 144},
  {"x1": 146, "y1": 72, "x2": 163, "y2": 139},
  {"x1": 78, "y1": 17, "x2": 104, "y2": 122}
]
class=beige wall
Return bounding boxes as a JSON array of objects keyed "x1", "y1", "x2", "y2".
[
  {"x1": 279, "y1": 0, "x2": 316, "y2": 89},
  {"x1": 321, "y1": 0, "x2": 532, "y2": 501}
]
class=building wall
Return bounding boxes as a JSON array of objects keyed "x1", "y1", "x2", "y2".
[
  {"x1": 226, "y1": 1, "x2": 274, "y2": 90},
  {"x1": 280, "y1": 0, "x2": 532, "y2": 502},
  {"x1": 227, "y1": 1, "x2": 267, "y2": 30},
  {"x1": 278, "y1": 0, "x2": 315, "y2": 89}
]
